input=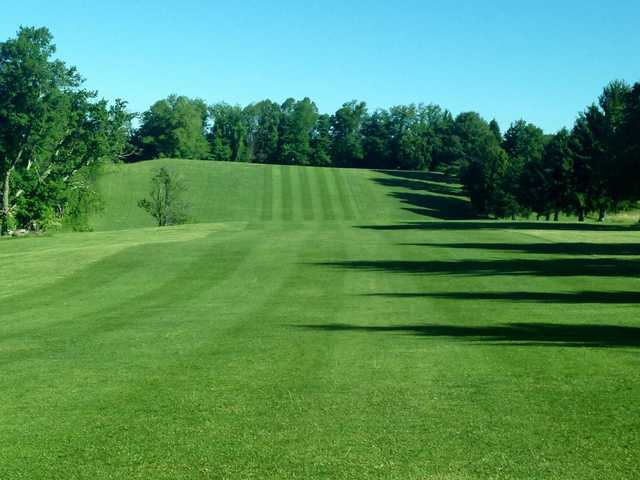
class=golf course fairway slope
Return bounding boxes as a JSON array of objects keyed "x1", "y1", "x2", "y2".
[{"x1": 1, "y1": 159, "x2": 639, "y2": 479}]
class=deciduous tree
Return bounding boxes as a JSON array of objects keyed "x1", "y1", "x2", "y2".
[
  {"x1": 138, "y1": 167, "x2": 189, "y2": 226},
  {"x1": 135, "y1": 95, "x2": 210, "y2": 160}
]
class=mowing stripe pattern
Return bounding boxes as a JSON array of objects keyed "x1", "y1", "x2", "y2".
[
  {"x1": 298, "y1": 167, "x2": 315, "y2": 221},
  {"x1": 315, "y1": 167, "x2": 336, "y2": 221},
  {"x1": 332, "y1": 168, "x2": 356, "y2": 221},
  {"x1": 261, "y1": 165, "x2": 273, "y2": 221},
  {"x1": 280, "y1": 165, "x2": 294, "y2": 221}
]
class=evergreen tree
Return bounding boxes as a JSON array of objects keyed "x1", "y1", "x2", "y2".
[
  {"x1": 455, "y1": 113, "x2": 512, "y2": 216},
  {"x1": 489, "y1": 119, "x2": 502, "y2": 143},
  {"x1": 569, "y1": 81, "x2": 631, "y2": 221},
  {"x1": 502, "y1": 120, "x2": 546, "y2": 216}
]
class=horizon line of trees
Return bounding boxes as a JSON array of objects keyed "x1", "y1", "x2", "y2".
[
  {"x1": 2, "y1": 26, "x2": 639, "y2": 235},
  {"x1": 459, "y1": 81, "x2": 640, "y2": 222},
  {"x1": 132, "y1": 97, "x2": 465, "y2": 171},
  {"x1": 131, "y1": 83, "x2": 640, "y2": 221}
]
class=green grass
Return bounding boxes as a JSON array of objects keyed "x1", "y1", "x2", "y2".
[{"x1": 1, "y1": 160, "x2": 639, "y2": 479}]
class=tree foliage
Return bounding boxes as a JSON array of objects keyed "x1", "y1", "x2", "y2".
[
  {"x1": 134, "y1": 95, "x2": 209, "y2": 160},
  {"x1": 137, "y1": 167, "x2": 189, "y2": 226},
  {"x1": 0, "y1": 27, "x2": 133, "y2": 234},
  {"x1": 278, "y1": 98, "x2": 318, "y2": 165},
  {"x1": 331, "y1": 101, "x2": 367, "y2": 167}
]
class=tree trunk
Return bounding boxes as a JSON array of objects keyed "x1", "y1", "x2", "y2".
[
  {"x1": 578, "y1": 208, "x2": 585, "y2": 222},
  {"x1": 1, "y1": 167, "x2": 13, "y2": 236},
  {"x1": 545, "y1": 213, "x2": 551, "y2": 221},
  {"x1": 598, "y1": 207, "x2": 606, "y2": 222},
  {"x1": 553, "y1": 211, "x2": 559, "y2": 222}
]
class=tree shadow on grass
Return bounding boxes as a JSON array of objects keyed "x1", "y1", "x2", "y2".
[
  {"x1": 359, "y1": 221, "x2": 640, "y2": 232},
  {"x1": 373, "y1": 177, "x2": 462, "y2": 197},
  {"x1": 401, "y1": 243, "x2": 640, "y2": 256},
  {"x1": 316, "y1": 258, "x2": 640, "y2": 277},
  {"x1": 365, "y1": 291, "x2": 640, "y2": 304},
  {"x1": 373, "y1": 169, "x2": 460, "y2": 185},
  {"x1": 391, "y1": 192, "x2": 476, "y2": 220},
  {"x1": 372, "y1": 170, "x2": 475, "y2": 220},
  {"x1": 295, "y1": 322, "x2": 640, "y2": 348}
]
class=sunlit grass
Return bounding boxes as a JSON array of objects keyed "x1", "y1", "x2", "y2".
[{"x1": 1, "y1": 161, "x2": 638, "y2": 479}]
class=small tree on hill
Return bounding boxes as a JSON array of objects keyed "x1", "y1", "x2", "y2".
[{"x1": 138, "y1": 167, "x2": 189, "y2": 226}]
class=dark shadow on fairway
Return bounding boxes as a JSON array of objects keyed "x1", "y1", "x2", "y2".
[
  {"x1": 295, "y1": 322, "x2": 640, "y2": 348},
  {"x1": 317, "y1": 258, "x2": 640, "y2": 277},
  {"x1": 373, "y1": 169, "x2": 459, "y2": 185},
  {"x1": 359, "y1": 221, "x2": 640, "y2": 232},
  {"x1": 365, "y1": 291, "x2": 640, "y2": 304},
  {"x1": 390, "y1": 192, "x2": 475, "y2": 220},
  {"x1": 372, "y1": 171, "x2": 475, "y2": 220},
  {"x1": 401, "y1": 242, "x2": 640, "y2": 256},
  {"x1": 374, "y1": 177, "x2": 461, "y2": 196}
]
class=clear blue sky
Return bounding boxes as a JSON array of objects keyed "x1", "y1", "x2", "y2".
[{"x1": 2, "y1": 0, "x2": 639, "y2": 133}]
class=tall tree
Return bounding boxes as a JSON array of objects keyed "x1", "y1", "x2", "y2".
[
  {"x1": 489, "y1": 119, "x2": 502, "y2": 143},
  {"x1": 134, "y1": 95, "x2": 210, "y2": 160},
  {"x1": 460, "y1": 140, "x2": 511, "y2": 216},
  {"x1": 519, "y1": 128, "x2": 573, "y2": 220},
  {"x1": 331, "y1": 100, "x2": 367, "y2": 167},
  {"x1": 362, "y1": 110, "x2": 392, "y2": 169},
  {"x1": 594, "y1": 80, "x2": 632, "y2": 218},
  {"x1": 455, "y1": 112, "x2": 513, "y2": 216},
  {"x1": 618, "y1": 83, "x2": 640, "y2": 202},
  {"x1": 278, "y1": 98, "x2": 318, "y2": 165},
  {"x1": 452, "y1": 112, "x2": 499, "y2": 168},
  {"x1": 244, "y1": 100, "x2": 281, "y2": 164},
  {"x1": 209, "y1": 103, "x2": 249, "y2": 162},
  {"x1": 0, "y1": 27, "x2": 78, "y2": 233},
  {"x1": 430, "y1": 110, "x2": 460, "y2": 172},
  {"x1": 569, "y1": 80, "x2": 631, "y2": 221},
  {"x1": 0, "y1": 27, "x2": 133, "y2": 234},
  {"x1": 310, "y1": 114, "x2": 333, "y2": 166},
  {"x1": 386, "y1": 104, "x2": 436, "y2": 171},
  {"x1": 543, "y1": 129, "x2": 574, "y2": 220},
  {"x1": 502, "y1": 120, "x2": 546, "y2": 216}
]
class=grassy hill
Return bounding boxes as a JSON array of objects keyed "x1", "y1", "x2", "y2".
[
  {"x1": 90, "y1": 159, "x2": 474, "y2": 230},
  {"x1": 1, "y1": 160, "x2": 639, "y2": 479}
]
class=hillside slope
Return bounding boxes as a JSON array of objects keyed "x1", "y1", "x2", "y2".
[
  {"x1": 91, "y1": 159, "x2": 473, "y2": 230},
  {"x1": 2, "y1": 160, "x2": 640, "y2": 479}
]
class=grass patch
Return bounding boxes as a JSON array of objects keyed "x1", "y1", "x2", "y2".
[{"x1": 1, "y1": 160, "x2": 639, "y2": 479}]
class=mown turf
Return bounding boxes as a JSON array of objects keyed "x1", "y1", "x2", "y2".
[
  {"x1": 1, "y1": 160, "x2": 639, "y2": 479},
  {"x1": 89, "y1": 159, "x2": 473, "y2": 230}
]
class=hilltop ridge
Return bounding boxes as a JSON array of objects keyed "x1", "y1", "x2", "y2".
[{"x1": 91, "y1": 160, "x2": 473, "y2": 231}]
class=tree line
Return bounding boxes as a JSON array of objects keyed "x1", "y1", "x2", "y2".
[
  {"x1": 2, "y1": 26, "x2": 639, "y2": 235},
  {"x1": 458, "y1": 81, "x2": 640, "y2": 222},
  {"x1": 131, "y1": 83, "x2": 639, "y2": 221},
  {"x1": 132, "y1": 97, "x2": 458, "y2": 171}
]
